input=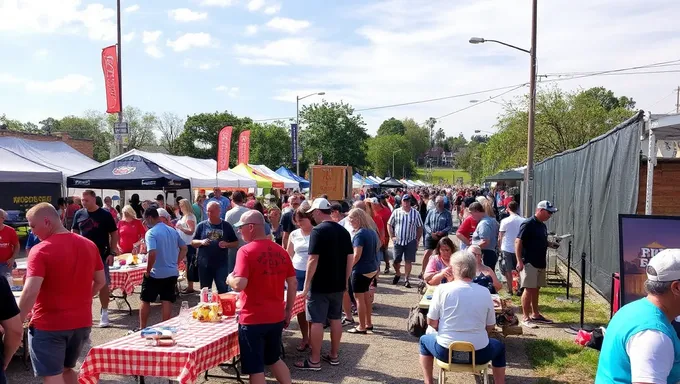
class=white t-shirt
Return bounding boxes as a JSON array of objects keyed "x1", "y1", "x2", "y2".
[
  {"x1": 175, "y1": 213, "x2": 196, "y2": 245},
  {"x1": 625, "y1": 330, "x2": 674, "y2": 384},
  {"x1": 499, "y1": 214, "x2": 524, "y2": 253},
  {"x1": 225, "y1": 205, "x2": 250, "y2": 246},
  {"x1": 290, "y1": 228, "x2": 311, "y2": 271},
  {"x1": 427, "y1": 200, "x2": 436, "y2": 211},
  {"x1": 427, "y1": 280, "x2": 496, "y2": 350},
  {"x1": 339, "y1": 217, "x2": 356, "y2": 238}
]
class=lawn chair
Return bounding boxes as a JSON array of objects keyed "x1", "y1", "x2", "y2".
[{"x1": 435, "y1": 341, "x2": 490, "y2": 384}]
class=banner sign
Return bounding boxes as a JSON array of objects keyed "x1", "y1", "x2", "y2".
[
  {"x1": 217, "y1": 126, "x2": 233, "y2": 172},
  {"x1": 291, "y1": 123, "x2": 298, "y2": 165},
  {"x1": 237, "y1": 130, "x2": 251, "y2": 165},
  {"x1": 618, "y1": 214, "x2": 680, "y2": 306},
  {"x1": 101, "y1": 45, "x2": 120, "y2": 114},
  {"x1": 0, "y1": 182, "x2": 61, "y2": 217}
]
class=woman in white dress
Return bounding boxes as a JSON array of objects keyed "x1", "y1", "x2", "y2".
[{"x1": 176, "y1": 199, "x2": 197, "y2": 293}]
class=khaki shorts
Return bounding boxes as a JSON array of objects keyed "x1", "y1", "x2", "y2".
[{"x1": 520, "y1": 263, "x2": 546, "y2": 289}]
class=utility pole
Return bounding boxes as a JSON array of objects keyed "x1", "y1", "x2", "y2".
[
  {"x1": 523, "y1": 0, "x2": 538, "y2": 217},
  {"x1": 676, "y1": 86, "x2": 679, "y2": 114},
  {"x1": 116, "y1": 0, "x2": 124, "y2": 156}
]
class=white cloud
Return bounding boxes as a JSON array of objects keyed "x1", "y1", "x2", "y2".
[
  {"x1": 215, "y1": 85, "x2": 239, "y2": 98},
  {"x1": 247, "y1": 0, "x2": 265, "y2": 11},
  {"x1": 142, "y1": 30, "x2": 162, "y2": 44},
  {"x1": 167, "y1": 32, "x2": 214, "y2": 52},
  {"x1": 145, "y1": 45, "x2": 163, "y2": 58},
  {"x1": 199, "y1": 0, "x2": 236, "y2": 7},
  {"x1": 244, "y1": 25, "x2": 258, "y2": 36},
  {"x1": 237, "y1": 57, "x2": 289, "y2": 66},
  {"x1": 169, "y1": 8, "x2": 208, "y2": 22},
  {"x1": 234, "y1": 38, "x2": 316, "y2": 64},
  {"x1": 33, "y1": 49, "x2": 49, "y2": 60},
  {"x1": 266, "y1": 17, "x2": 310, "y2": 34},
  {"x1": 183, "y1": 59, "x2": 220, "y2": 70},
  {"x1": 123, "y1": 32, "x2": 135, "y2": 42},
  {"x1": 0, "y1": 73, "x2": 22, "y2": 84},
  {"x1": 25, "y1": 74, "x2": 94, "y2": 94},
  {"x1": 124, "y1": 4, "x2": 139, "y2": 13},
  {"x1": 142, "y1": 31, "x2": 163, "y2": 58},
  {"x1": 263, "y1": 4, "x2": 280, "y2": 14}
]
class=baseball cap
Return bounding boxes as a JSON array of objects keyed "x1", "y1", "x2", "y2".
[
  {"x1": 156, "y1": 208, "x2": 171, "y2": 220},
  {"x1": 401, "y1": 194, "x2": 413, "y2": 203},
  {"x1": 306, "y1": 198, "x2": 331, "y2": 213},
  {"x1": 647, "y1": 249, "x2": 680, "y2": 282},
  {"x1": 234, "y1": 211, "x2": 266, "y2": 228},
  {"x1": 537, "y1": 200, "x2": 558, "y2": 213}
]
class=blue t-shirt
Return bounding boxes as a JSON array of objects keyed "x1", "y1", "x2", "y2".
[
  {"x1": 472, "y1": 216, "x2": 498, "y2": 251},
  {"x1": 193, "y1": 220, "x2": 238, "y2": 267},
  {"x1": 145, "y1": 223, "x2": 184, "y2": 279},
  {"x1": 26, "y1": 231, "x2": 41, "y2": 249},
  {"x1": 204, "y1": 196, "x2": 231, "y2": 218},
  {"x1": 352, "y1": 228, "x2": 379, "y2": 274}
]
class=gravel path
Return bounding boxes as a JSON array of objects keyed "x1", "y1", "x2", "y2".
[{"x1": 7, "y1": 242, "x2": 550, "y2": 384}]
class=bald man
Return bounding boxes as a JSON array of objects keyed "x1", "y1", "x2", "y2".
[
  {"x1": 228, "y1": 211, "x2": 296, "y2": 384},
  {"x1": 20, "y1": 203, "x2": 106, "y2": 383}
]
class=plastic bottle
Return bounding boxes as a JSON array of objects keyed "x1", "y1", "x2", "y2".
[{"x1": 200, "y1": 287, "x2": 209, "y2": 303}]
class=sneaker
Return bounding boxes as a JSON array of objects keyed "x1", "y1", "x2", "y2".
[
  {"x1": 521, "y1": 319, "x2": 538, "y2": 329},
  {"x1": 531, "y1": 315, "x2": 554, "y2": 324},
  {"x1": 392, "y1": 275, "x2": 401, "y2": 285},
  {"x1": 341, "y1": 317, "x2": 355, "y2": 327},
  {"x1": 404, "y1": 280, "x2": 412, "y2": 288},
  {"x1": 99, "y1": 310, "x2": 111, "y2": 328},
  {"x1": 384, "y1": 266, "x2": 390, "y2": 275}
]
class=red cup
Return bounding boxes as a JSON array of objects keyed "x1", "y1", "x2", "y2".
[{"x1": 219, "y1": 294, "x2": 237, "y2": 316}]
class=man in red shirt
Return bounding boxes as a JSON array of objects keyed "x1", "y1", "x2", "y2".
[
  {"x1": 375, "y1": 195, "x2": 393, "y2": 274},
  {"x1": 228, "y1": 210, "x2": 296, "y2": 384},
  {"x1": 0, "y1": 209, "x2": 19, "y2": 277},
  {"x1": 19, "y1": 203, "x2": 106, "y2": 382}
]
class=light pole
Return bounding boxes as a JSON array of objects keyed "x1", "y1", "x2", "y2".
[
  {"x1": 296, "y1": 92, "x2": 325, "y2": 176},
  {"x1": 116, "y1": 0, "x2": 124, "y2": 156},
  {"x1": 469, "y1": 99, "x2": 504, "y2": 106},
  {"x1": 392, "y1": 149, "x2": 402, "y2": 178},
  {"x1": 469, "y1": 0, "x2": 537, "y2": 217}
]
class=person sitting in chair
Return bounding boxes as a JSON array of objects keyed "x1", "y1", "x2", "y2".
[
  {"x1": 467, "y1": 245, "x2": 503, "y2": 294},
  {"x1": 422, "y1": 237, "x2": 457, "y2": 286}
]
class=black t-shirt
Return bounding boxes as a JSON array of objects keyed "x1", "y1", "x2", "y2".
[
  {"x1": 517, "y1": 216, "x2": 548, "y2": 268},
  {"x1": 73, "y1": 207, "x2": 117, "y2": 259},
  {"x1": 308, "y1": 221, "x2": 353, "y2": 293},
  {"x1": 463, "y1": 196, "x2": 476, "y2": 208},
  {"x1": 280, "y1": 210, "x2": 297, "y2": 233},
  {"x1": 0, "y1": 277, "x2": 20, "y2": 374}
]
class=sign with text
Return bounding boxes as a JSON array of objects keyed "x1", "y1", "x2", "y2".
[
  {"x1": 237, "y1": 130, "x2": 251, "y2": 165},
  {"x1": 0, "y1": 182, "x2": 61, "y2": 216},
  {"x1": 291, "y1": 123, "x2": 298, "y2": 165},
  {"x1": 217, "y1": 126, "x2": 233, "y2": 172},
  {"x1": 310, "y1": 165, "x2": 352, "y2": 201},
  {"x1": 101, "y1": 45, "x2": 120, "y2": 114},
  {"x1": 113, "y1": 122, "x2": 128, "y2": 134},
  {"x1": 618, "y1": 214, "x2": 680, "y2": 306}
]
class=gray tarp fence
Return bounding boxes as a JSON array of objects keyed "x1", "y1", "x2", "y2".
[{"x1": 534, "y1": 111, "x2": 644, "y2": 298}]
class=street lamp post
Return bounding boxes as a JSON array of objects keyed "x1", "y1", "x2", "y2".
[
  {"x1": 474, "y1": 129, "x2": 494, "y2": 135},
  {"x1": 469, "y1": 0, "x2": 537, "y2": 216},
  {"x1": 295, "y1": 92, "x2": 325, "y2": 176}
]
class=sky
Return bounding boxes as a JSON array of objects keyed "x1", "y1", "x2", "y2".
[{"x1": 1, "y1": 0, "x2": 680, "y2": 137}]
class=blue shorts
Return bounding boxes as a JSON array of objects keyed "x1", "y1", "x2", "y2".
[
  {"x1": 294, "y1": 269, "x2": 306, "y2": 292},
  {"x1": 393, "y1": 240, "x2": 417, "y2": 263},
  {"x1": 29, "y1": 327, "x2": 91, "y2": 377},
  {"x1": 238, "y1": 322, "x2": 284, "y2": 375},
  {"x1": 419, "y1": 333, "x2": 506, "y2": 368},
  {"x1": 306, "y1": 291, "x2": 344, "y2": 323}
]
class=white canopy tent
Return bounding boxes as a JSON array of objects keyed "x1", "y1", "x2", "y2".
[
  {"x1": 643, "y1": 113, "x2": 680, "y2": 214},
  {"x1": 0, "y1": 137, "x2": 99, "y2": 177},
  {"x1": 250, "y1": 164, "x2": 299, "y2": 189},
  {"x1": 0, "y1": 148, "x2": 63, "y2": 183}
]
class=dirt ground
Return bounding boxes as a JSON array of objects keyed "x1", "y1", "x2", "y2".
[{"x1": 6, "y1": 241, "x2": 577, "y2": 384}]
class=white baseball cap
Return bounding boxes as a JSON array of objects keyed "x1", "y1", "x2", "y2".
[
  {"x1": 536, "y1": 200, "x2": 558, "y2": 213},
  {"x1": 306, "y1": 198, "x2": 331, "y2": 213},
  {"x1": 156, "y1": 208, "x2": 172, "y2": 220},
  {"x1": 647, "y1": 249, "x2": 680, "y2": 282}
]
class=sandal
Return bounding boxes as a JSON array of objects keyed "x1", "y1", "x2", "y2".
[
  {"x1": 531, "y1": 314, "x2": 554, "y2": 324},
  {"x1": 366, "y1": 326, "x2": 374, "y2": 331},
  {"x1": 296, "y1": 342, "x2": 309, "y2": 352},
  {"x1": 347, "y1": 327, "x2": 367, "y2": 334},
  {"x1": 322, "y1": 353, "x2": 340, "y2": 366},
  {"x1": 294, "y1": 359, "x2": 321, "y2": 371},
  {"x1": 341, "y1": 317, "x2": 355, "y2": 326}
]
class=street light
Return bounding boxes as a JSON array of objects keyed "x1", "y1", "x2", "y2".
[
  {"x1": 295, "y1": 92, "x2": 326, "y2": 175},
  {"x1": 470, "y1": 99, "x2": 504, "y2": 106},
  {"x1": 474, "y1": 129, "x2": 494, "y2": 135},
  {"x1": 469, "y1": 0, "x2": 537, "y2": 217}
]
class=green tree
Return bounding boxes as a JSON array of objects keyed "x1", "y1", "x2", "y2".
[
  {"x1": 0, "y1": 114, "x2": 25, "y2": 131},
  {"x1": 156, "y1": 112, "x2": 185, "y2": 155},
  {"x1": 105, "y1": 106, "x2": 157, "y2": 150},
  {"x1": 366, "y1": 134, "x2": 414, "y2": 178},
  {"x1": 299, "y1": 100, "x2": 369, "y2": 169},
  {"x1": 424, "y1": 117, "x2": 437, "y2": 146},
  {"x1": 434, "y1": 127, "x2": 446, "y2": 147},
  {"x1": 445, "y1": 133, "x2": 468, "y2": 153},
  {"x1": 39, "y1": 117, "x2": 60, "y2": 134},
  {"x1": 59, "y1": 113, "x2": 113, "y2": 162},
  {"x1": 403, "y1": 117, "x2": 429, "y2": 163},
  {"x1": 250, "y1": 122, "x2": 291, "y2": 169},
  {"x1": 579, "y1": 86, "x2": 636, "y2": 111},
  {"x1": 177, "y1": 111, "x2": 253, "y2": 166},
  {"x1": 377, "y1": 117, "x2": 406, "y2": 136}
]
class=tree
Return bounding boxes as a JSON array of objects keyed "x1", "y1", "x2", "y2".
[
  {"x1": 445, "y1": 133, "x2": 468, "y2": 153},
  {"x1": 39, "y1": 117, "x2": 60, "y2": 134},
  {"x1": 366, "y1": 134, "x2": 414, "y2": 178},
  {"x1": 403, "y1": 117, "x2": 429, "y2": 163},
  {"x1": 434, "y1": 127, "x2": 446, "y2": 148},
  {"x1": 250, "y1": 122, "x2": 291, "y2": 169},
  {"x1": 105, "y1": 106, "x2": 157, "y2": 150},
  {"x1": 177, "y1": 111, "x2": 253, "y2": 166},
  {"x1": 156, "y1": 112, "x2": 185, "y2": 155},
  {"x1": 377, "y1": 117, "x2": 406, "y2": 136},
  {"x1": 59, "y1": 113, "x2": 113, "y2": 162},
  {"x1": 299, "y1": 100, "x2": 369, "y2": 169},
  {"x1": 579, "y1": 86, "x2": 636, "y2": 111},
  {"x1": 0, "y1": 114, "x2": 25, "y2": 131},
  {"x1": 424, "y1": 117, "x2": 437, "y2": 146}
]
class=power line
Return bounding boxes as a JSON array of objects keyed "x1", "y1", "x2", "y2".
[
  {"x1": 649, "y1": 90, "x2": 677, "y2": 109},
  {"x1": 436, "y1": 84, "x2": 527, "y2": 120},
  {"x1": 541, "y1": 59, "x2": 680, "y2": 77}
]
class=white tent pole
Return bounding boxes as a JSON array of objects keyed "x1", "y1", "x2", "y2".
[{"x1": 645, "y1": 120, "x2": 656, "y2": 215}]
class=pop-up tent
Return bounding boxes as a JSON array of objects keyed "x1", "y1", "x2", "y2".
[
  {"x1": 0, "y1": 136, "x2": 99, "y2": 178},
  {"x1": 232, "y1": 164, "x2": 277, "y2": 188},
  {"x1": 275, "y1": 166, "x2": 310, "y2": 189},
  {"x1": 379, "y1": 177, "x2": 405, "y2": 188},
  {"x1": 0, "y1": 148, "x2": 62, "y2": 183},
  {"x1": 251, "y1": 164, "x2": 298, "y2": 189}
]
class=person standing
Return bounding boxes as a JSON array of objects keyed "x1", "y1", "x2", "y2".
[
  {"x1": 346, "y1": 208, "x2": 379, "y2": 334},
  {"x1": 422, "y1": 196, "x2": 452, "y2": 279},
  {"x1": 192, "y1": 194, "x2": 206, "y2": 222},
  {"x1": 515, "y1": 200, "x2": 558, "y2": 328},
  {"x1": 116, "y1": 205, "x2": 146, "y2": 254},
  {"x1": 0, "y1": 275, "x2": 22, "y2": 384},
  {"x1": 387, "y1": 194, "x2": 423, "y2": 288},
  {"x1": 227, "y1": 211, "x2": 296, "y2": 384},
  {"x1": 139, "y1": 208, "x2": 187, "y2": 329},
  {"x1": 0, "y1": 209, "x2": 19, "y2": 277},
  {"x1": 281, "y1": 195, "x2": 301, "y2": 249},
  {"x1": 471, "y1": 202, "x2": 499, "y2": 270},
  {"x1": 595, "y1": 249, "x2": 680, "y2": 384},
  {"x1": 191, "y1": 201, "x2": 239, "y2": 293},
  {"x1": 205, "y1": 187, "x2": 231, "y2": 219},
  {"x1": 295, "y1": 198, "x2": 353, "y2": 371},
  {"x1": 20, "y1": 203, "x2": 106, "y2": 383},
  {"x1": 375, "y1": 195, "x2": 393, "y2": 274},
  {"x1": 498, "y1": 201, "x2": 524, "y2": 295},
  {"x1": 103, "y1": 196, "x2": 119, "y2": 223},
  {"x1": 225, "y1": 191, "x2": 251, "y2": 273},
  {"x1": 72, "y1": 190, "x2": 118, "y2": 328},
  {"x1": 175, "y1": 199, "x2": 197, "y2": 293},
  {"x1": 286, "y1": 208, "x2": 314, "y2": 352}
]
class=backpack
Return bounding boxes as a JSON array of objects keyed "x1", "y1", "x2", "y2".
[{"x1": 407, "y1": 305, "x2": 427, "y2": 337}]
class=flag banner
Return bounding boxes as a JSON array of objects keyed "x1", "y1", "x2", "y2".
[
  {"x1": 291, "y1": 123, "x2": 298, "y2": 165},
  {"x1": 238, "y1": 130, "x2": 251, "y2": 165},
  {"x1": 217, "y1": 126, "x2": 233, "y2": 172},
  {"x1": 101, "y1": 45, "x2": 120, "y2": 114}
]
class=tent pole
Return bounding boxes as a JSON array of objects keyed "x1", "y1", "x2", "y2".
[{"x1": 645, "y1": 120, "x2": 656, "y2": 215}]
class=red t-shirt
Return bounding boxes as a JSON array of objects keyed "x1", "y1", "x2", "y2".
[
  {"x1": 377, "y1": 206, "x2": 391, "y2": 242},
  {"x1": 27, "y1": 233, "x2": 104, "y2": 331},
  {"x1": 117, "y1": 219, "x2": 147, "y2": 253},
  {"x1": 502, "y1": 196, "x2": 513, "y2": 207},
  {"x1": 372, "y1": 213, "x2": 387, "y2": 247},
  {"x1": 106, "y1": 207, "x2": 119, "y2": 223},
  {"x1": 0, "y1": 225, "x2": 18, "y2": 262},
  {"x1": 456, "y1": 216, "x2": 478, "y2": 243},
  {"x1": 233, "y1": 239, "x2": 295, "y2": 325}
]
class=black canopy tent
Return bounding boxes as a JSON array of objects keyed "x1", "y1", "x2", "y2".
[
  {"x1": 484, "y1": 169, "x2": 524, "y2": 182},
  {"x1": 379, "y1": 177, "x2": 406, "y2": 188},
  {"x1": 66, "y1": 155, "x2": 190, "y2": 190}
]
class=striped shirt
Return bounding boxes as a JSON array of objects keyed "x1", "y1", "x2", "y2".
[{"x1": 388, "y1": 207, "x2": 423, "y2": 246}]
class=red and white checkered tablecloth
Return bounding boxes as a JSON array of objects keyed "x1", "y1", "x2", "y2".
[
  {"x1": 288, "y1": 291, "x2": 306, "y2": 319},
  {"x1": 78, "y1": 315, "x2": 240, "y2": 384},
  {"x1": 109, "y1": 266, "x2": 146, "y2": 295}
]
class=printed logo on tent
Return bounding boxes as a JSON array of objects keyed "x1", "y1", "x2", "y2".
[
  {"x1": 74, "y1": 180, "x2": 91, "y2": 186},
  {"x1": 167, "y1": 180, "x2": 179, "y2": 186},
  {"x1": 112, "y1": 166, "x2": 136, "y2": 176},
  {"x1": 141, "y1": 180, "x2": 157, "y2": 186}
]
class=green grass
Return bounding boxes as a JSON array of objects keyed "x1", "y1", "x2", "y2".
[
  {"x1": 415, "y1": 168, "x2": 471, "y2": 184},
  {"x1": 509, "y1": 285, "x2": 610, "y2": 326},
  {"x1": 527, "y1": 338, "x2": 600, "y2": 383}
]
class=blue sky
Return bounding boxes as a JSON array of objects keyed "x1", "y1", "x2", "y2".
[{"x1": 1, "y1": 0, "x2": 680, "y2": 137}]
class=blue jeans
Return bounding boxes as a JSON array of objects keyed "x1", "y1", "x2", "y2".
[
  {"x1": 198, "y1": 257, "x2": 229, "y2": 294},
  {"x1": 419, "y1": 333, "x2": 506, "y2": 368},
  {"x1": 294, "y1": 269, "x2": 306, "y2": 292}
]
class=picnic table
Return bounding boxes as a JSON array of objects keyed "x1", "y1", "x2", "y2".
[
  {"x1": 108, "y1": 263, "x2": 147, "y2": 315},
  {"x1": 79, "y1": 292, "x2": 307, "y2": 384}
]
